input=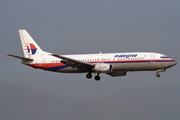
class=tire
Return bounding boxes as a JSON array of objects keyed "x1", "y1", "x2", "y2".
[
  {"x1": 94, "y1": 75, "x2": 100, "y2": 81},
  {"x1": 156, "y1": 73, "x2": 160, "y2": 77},
  {"x1": 86, "y1": 74, "x2": 92, "y2": 79}
]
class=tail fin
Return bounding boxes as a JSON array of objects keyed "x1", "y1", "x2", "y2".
[{"x1": 19, "y1": 30, "x2": 44, "y2": 58}]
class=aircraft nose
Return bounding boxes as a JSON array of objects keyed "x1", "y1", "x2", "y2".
[
  {"x1": 163, "y1": 59, "x2": 177, "y2": 68},
  {"x1": 171, "y1": 59, "x2": 177, "y2": 66}
]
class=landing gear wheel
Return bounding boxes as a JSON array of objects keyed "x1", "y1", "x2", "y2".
[
  {"x1": 94, "y1": 75, "x2": 100, "y2": 81},
  {"x1": 156, "y1": 73, "x2": 160, "y2": 78},
  {"x1": 86, "y1": 73, "x2": 92, "y2": 79}
]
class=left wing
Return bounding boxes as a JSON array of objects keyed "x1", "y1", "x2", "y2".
[{"x1": 51, "y1": 54, "x2": 94, "y2": 71}]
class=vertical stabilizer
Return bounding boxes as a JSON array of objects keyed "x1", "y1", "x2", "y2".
[{"x1": 19, "y1": 30, "x2": 44, "y2": 58}]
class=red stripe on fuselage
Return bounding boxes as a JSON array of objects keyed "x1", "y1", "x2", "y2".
[
  {"x1": 27, "y1": 59, "x2": 175, "y2": 70},
  {"x1": 28, "y1": 63, "x2": 65, "y2": 69}
]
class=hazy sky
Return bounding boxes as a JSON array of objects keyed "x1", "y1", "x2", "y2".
[{"x1": 1, "y1": 0, "x2": 180, "y2": 104}]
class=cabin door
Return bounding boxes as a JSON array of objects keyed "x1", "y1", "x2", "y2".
[
  {"x1": 150, "y1": 54, "x2": 155, "y2": 63},
  {"x1": 42, "y1": 58, "x2": 46, "y2": 67}
]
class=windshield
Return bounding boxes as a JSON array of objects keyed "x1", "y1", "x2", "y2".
[{"x1": 160, "y1": 56, "x2": 170, "y2": 59}]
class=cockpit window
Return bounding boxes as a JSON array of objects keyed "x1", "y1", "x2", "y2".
[{"x1": 160, "y1": 56, "x2": 169, "y2": 59}]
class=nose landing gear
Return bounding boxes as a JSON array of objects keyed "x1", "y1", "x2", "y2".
[
  {"x1": 156, "y1": 73, "x2": 160, "y2": 77},
  {"x1": 156, "y1": 69, "x2": 166, "y2": 78}
]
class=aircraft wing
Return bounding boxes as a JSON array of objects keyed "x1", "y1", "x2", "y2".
[
  {"x1": 51, "y1": 54, "x2": 94, "y2": 71},
  {"x1": 6, "y1": 54, "x2": 33, "y2": 61}
]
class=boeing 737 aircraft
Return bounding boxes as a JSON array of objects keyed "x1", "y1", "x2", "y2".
[{"x1": 7, "y1": 30, "x2": 177, "y2": 81}]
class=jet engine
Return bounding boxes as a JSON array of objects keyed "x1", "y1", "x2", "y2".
[{"x1": 93, "y1": 63, "x2": 112, "y2": 73}]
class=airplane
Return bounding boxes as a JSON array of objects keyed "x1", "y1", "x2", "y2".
[{"x1": 6, "y1": 30, "x2": 177, "y2": 81}]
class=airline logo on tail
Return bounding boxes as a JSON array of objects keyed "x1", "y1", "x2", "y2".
[{"x1": 25, "y1": 43, "x2": 37, "y2": 55}]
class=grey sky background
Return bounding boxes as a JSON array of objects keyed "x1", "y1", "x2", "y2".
[{"x1": 1, "y1": 0, "x2": 180, "y2": 110}]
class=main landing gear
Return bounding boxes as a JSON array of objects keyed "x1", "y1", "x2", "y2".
[
  {"x1": 94, "y1": 74, "x2": 100, "y2": 81},
  {"x1": 86, "y1": 73, "x2": 92, "y2": 79},
  {"x1": 86, "y1": 73, "x2": 100, "y2": 81}
]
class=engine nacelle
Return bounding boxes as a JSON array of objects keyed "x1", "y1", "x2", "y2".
[{"x1": 93, "y1": 63, "x2": 112, "y2": 73}]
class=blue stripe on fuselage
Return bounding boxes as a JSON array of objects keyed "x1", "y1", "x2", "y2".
[
  {"x1": 45, "y1": 65, "x2": 69, "y2": 71},
  {"x1": 45, "y1": 60, "x2": 175, "y2": 71}
]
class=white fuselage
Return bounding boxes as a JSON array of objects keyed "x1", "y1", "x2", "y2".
[
  {"x1": 27, "y1": 52, "x2": 176, "y2": 73},
  {"x1": 7, "y1": 30, "x2": 177, "y2": 80}
]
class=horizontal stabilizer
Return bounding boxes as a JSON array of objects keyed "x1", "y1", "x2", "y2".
[{"x1": 6, "y1": 54, "x2": 33, "y2": 61}]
